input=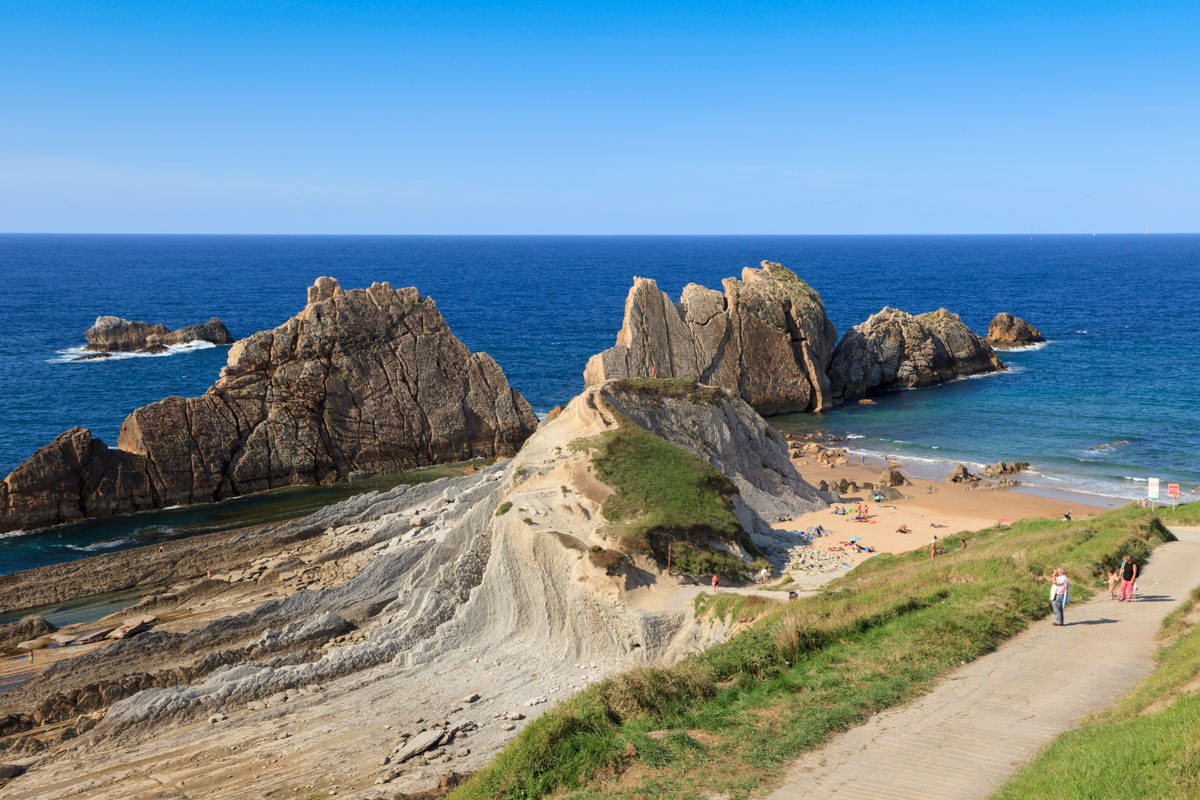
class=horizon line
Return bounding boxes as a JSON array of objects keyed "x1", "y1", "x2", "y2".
[{"x1": 1, "y1": 231, "x2": 1196, "y2": 237}]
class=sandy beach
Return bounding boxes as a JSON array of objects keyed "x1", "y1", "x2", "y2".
[{"x1": 776, "y1": 449, "x2": 1114, "y2": 570}]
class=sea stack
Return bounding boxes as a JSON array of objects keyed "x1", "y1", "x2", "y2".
[
  {"x1": 0, "y1": 278, "x2": 538, "y2": 534},
  {"x1": 827, "y1": 307, "x2": 1005, "y2": 403},
  {"x1": 584, "y1": 261, "x2": 839, "y2": 415},
  {"x1": 84, "y1": 315, "x2": 234, "y2": 353},
  {"x1": 986, "y1": 312, "x2": 1045, "y2": 348}
]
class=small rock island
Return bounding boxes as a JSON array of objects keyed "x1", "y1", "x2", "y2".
[{"x1": 75, "y1": 315, "x2": 234, "y2": 359}]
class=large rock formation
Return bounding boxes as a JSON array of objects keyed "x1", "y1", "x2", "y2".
[
  {"x1": 85, "y1": 316, "x2": 234, "y2": 352},
  {"x1": 828, "y1": 308, "x2": 1005, "y2": 403},
  {"x1": 0, "y1": 278, "x2": 538, "y2": 534},
  {"x1": 986, "y1": 312, "x2": 1044, "y2": 348},
  {"x1": 2, "y1": 380, "x2": 826, "y2": 797},
  {"x1": 583, "y1": 262, "x2": 839, "y2": 415}
]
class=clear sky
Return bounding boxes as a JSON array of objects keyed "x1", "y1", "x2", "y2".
[{"x1": 2, "y1": 1, "x2": 1197, "y2": 234}]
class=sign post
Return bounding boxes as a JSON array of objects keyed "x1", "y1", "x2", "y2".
[
  {"x1": 1168, "y1": 483, "x2": 1180, "y2": 510},
  {"x1": 1148, "y1": 478, "x2": 1160, "y2": 509}
]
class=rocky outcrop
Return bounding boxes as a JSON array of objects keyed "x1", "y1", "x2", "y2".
[
  {"x1": 828, "y1": 308, "x2": 1005, "y2": 402},
  {"x1": 979, "y1": 460, "x2": 1029, "y2": 478},
  {"x1": 879, "y1": 466, "x2": 912, "y2": 487},
  {"x1": 0, "y1": 278, "x2": 538, "y2": 534},
  {"x1": 986, "y1": 313, "x2": 1044, "y2": 348},
  {"x1": 84, "y1": 316, "x2": 233, "y2": 353},
  {"x1": 584, "y1": 262, "x2": 839, "y2": 415},
  {"x1": 598, "y1": 380, "x2": 830, "y2": 523},
  {"x1": 0, "y1": 616, "x2": 56, "y2": 652},
  {"x1": 945, "y1": 464, "x2": 977, "y2": 484}
]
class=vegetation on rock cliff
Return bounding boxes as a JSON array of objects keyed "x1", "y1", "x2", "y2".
[
  {"x1": 450, "y1": 505, "x2": 1177, "y2": 800},
  {"x1": 569, "y1": 412, "x2": 759, "y2": 580}
]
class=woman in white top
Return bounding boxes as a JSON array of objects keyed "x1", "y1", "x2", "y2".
[{"x1": 1050, "y1": 568, "x2": 1070, "y2": 626}]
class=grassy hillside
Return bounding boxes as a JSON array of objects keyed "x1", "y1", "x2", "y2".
[
  {"x1": 570, "y1": 408, "x2": 764, "y2": 580},
  {"x1": 991, "y1": 503, "x2": 1200, "y2": 800},
  {"x1": 451, "y1": 505, "x2": 1181, "y2": 800}
]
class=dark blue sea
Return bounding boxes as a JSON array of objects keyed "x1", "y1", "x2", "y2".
[{"x1": 2, "y1": 234, "x2": 1198, "y2": 575}]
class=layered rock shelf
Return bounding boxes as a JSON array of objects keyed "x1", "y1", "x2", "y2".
[{"x1": 0, "y1": 278, "x2": 538, "y2": 534}]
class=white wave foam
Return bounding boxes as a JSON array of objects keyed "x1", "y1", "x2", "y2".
[
  {"x1": 64, "y1": 537, "x2": 136, "y2": 553},
  {"x1": 843, "y1": 434, "x2": 865, "y2": 440},
  {"x1": 1000, "y1": 340, "x2": 1052, "y2": 353},
  {"x1": 48, "y1": 340, "x2": 222, "y2": 364}
]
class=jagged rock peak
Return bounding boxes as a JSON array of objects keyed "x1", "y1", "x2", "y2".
[
  {"x1": 0, "y1": 279, "x2": 538, "y2": 534},
  {"x1": 583, "y1": 261, "x2": 839, "y2": 415},
  {"x1": 828, "y1": 306, "x2": 1005, "y2": 403},
  {"x1": 987, "y1": 312, "x2": 1044, "y2": 348}
]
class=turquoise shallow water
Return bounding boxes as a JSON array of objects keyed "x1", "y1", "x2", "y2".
[{"x1": 1, "y1": 234, "x2": 1197, "y2": 574}]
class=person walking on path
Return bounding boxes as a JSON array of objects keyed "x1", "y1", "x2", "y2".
[
  {"x1": 1120, "y1": 556, "x2": 1138, "y2": 601},
  {"x1": 711, "y1": 573, "x2": 719, "y2": 593},
  {"x1": 1050, "y1": 568, "x2": 1069, "y2": 626}
]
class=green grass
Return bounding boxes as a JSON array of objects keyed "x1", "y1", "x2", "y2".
[
  {"x1": 449, "y1": 505, "x2": 1179, "y2": 800},
  {"x1": 570, "y1": 411, "x2": 761, "y2": 580},
  {"x1": 496, "y1": 501, "x2": 513, "y2": 516},
  {"x1": 991, "y1": 503, "x2": 1200, "y2": 800}
]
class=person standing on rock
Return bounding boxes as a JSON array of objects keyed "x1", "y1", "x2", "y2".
[
  {"x1": 1120, "y1": 556, "x2": 1138, "y2": 601},
  {"x1": 1050, "y1": 568, "x2": 1069, "y2": 626}
]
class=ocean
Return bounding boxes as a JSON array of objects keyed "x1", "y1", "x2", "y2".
[{"x1": 2, "y1": 234, "x2": 1198, "y2": 574}]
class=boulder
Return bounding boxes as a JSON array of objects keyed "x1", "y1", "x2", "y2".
[
  {"x1": 879, "y1": 466, "x2": 912, "y2": 487},
  {"x1": 1, "y1": 279, "x2": 539, "y2": 534},
  {"x1": 945, "y1": 464, "x2": 978, "y2": 484},
  {"x1": 979, "y1": 461, "x2": 1030, "y2": 478},
  {"x1": 584, "y1": 262, "x2": 839, "y2": 415},
  {"x1": 987, "y1": 313, "x2": 1044, "y2": 348},
  {"x1": 828, "y1": 308, "x2": 1005, "y2": 403}
]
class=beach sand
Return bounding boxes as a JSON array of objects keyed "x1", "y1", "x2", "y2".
[{"x1": 775, "y1": 452, "x2": 1114, "y2": 570}]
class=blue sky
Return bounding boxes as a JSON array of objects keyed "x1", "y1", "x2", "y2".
[{"x1": 1, "y1": 1, "x2": 1197, "y2": 233}]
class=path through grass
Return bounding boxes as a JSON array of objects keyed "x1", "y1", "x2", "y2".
[{"x1": 451, "y1": 504, "x2": 1183, "y2": 800}]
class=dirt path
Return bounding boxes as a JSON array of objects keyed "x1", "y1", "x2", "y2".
[{"x1": 765, "y1": 526, "x2": 1200, "y2": 800}]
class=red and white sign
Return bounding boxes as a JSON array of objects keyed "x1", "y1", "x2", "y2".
[{"x1": 1168, "y1": 484, "x2": 1181, "y2": 498}]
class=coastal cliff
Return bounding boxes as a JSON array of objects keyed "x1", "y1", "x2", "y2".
[
  {"x1": 584, "y1": 261, "x2": 839, "y2": 415},
  {"x1": 828, "y1": 307, "x2": 1005, "y2": 402},
  {"x1": 0, "y1": 278, "x2": 538, "y2": 534}
]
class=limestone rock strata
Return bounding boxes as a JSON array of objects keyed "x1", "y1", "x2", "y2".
[
  {"x1": 85, "y1": 316, "x2": 234, "y2": 352},
  {"x1": 828, "y1": 308, "x2": 1005, "y2": 403},
  {"x1": 584, "y1": 262, "x2": 839, "y2": 415},
  {"x1": 987, "y1": 312, "x2": 1045, "y2": 348},
  {"x1": 0, "y1": 278, "x2": 538, "y2": 534}
]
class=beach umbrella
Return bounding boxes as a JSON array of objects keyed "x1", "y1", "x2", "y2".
[{"x1": 848, "y1": 537, "x2": 861, "y2": 542}]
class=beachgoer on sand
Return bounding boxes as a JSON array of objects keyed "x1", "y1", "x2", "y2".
[
  {"x1": 157, "y1": 545, "x2": 165, "y2": 558},
  {"x1": 1120, "y1": 556, "x2": 1138, "y2": 601},
  {"x1": 1107, "y1": 569, "x2": 1120, "y2": 600},
  {"x1": 1050, "y1": 568, "x2": 1069, "y2": 626}
]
